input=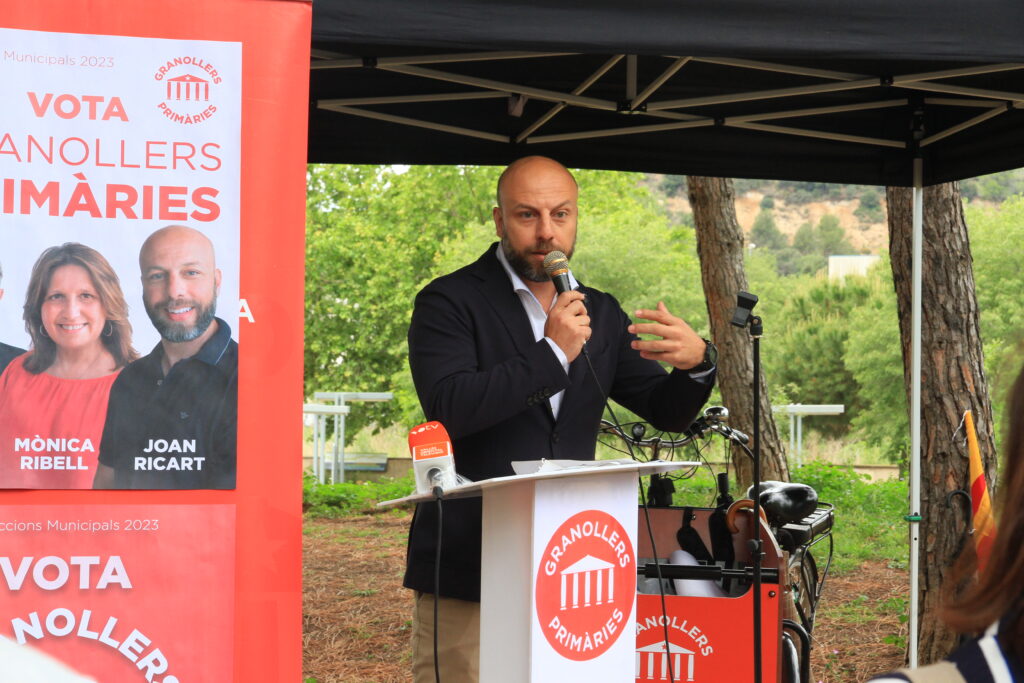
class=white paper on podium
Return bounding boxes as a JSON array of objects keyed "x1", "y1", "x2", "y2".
[
  {"x1": 377, "y1": 459, "x2": 699, "y2": 510},
  {"x1": 510, "y1": 458, "x2": 637, "y2": 475}
]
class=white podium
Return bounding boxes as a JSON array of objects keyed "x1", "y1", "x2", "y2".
[{"x1": 381, "y1": 459, "x2": 694, "y2": 682}]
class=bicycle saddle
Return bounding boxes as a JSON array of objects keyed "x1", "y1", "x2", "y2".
[{"x1": 746, "y1": 481, "x2": 818, "y2": 527}]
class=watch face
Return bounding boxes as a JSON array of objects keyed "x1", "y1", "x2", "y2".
[{"x1": 706, "y1": 341, "x2": 718, "y2": 365}]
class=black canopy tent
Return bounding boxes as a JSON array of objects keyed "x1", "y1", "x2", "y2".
[
  {"x1": 308, "y1": 0, "x2": 1024, "y2": 668},
  {"x1": 309, "y1": 0, "x2": 1024, "y2": 186}
]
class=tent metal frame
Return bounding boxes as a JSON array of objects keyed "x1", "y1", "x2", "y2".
[{"x1": 314, "y1": 52, "x2": 1020, "y2": 156}]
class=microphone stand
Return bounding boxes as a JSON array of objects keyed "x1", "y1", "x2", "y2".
[{"x1": 730, "y1": 292, "x2": 763, "y2": 683}]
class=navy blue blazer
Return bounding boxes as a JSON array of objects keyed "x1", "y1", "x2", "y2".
[{"x1": 404, "y1": 243, "x2": 714, "y2": 600}]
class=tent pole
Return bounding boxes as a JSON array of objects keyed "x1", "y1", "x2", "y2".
[{"x1": 909, "y1": 156, "x2": 923, "y2": 669}]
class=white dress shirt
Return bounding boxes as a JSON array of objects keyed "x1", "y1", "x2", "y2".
[{"x1": 495, "y1": 246, "x2": 576, "y2": 417}]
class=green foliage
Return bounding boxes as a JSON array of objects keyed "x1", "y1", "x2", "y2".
[
  {"x1": 759, "y1": 214, "x2": 858, "y2": 277},
  {"x1": 843, "y1": 257, "x2": 908, "y2": 463},
  {"x1": 792, "y1": 221, "x2": 818, "y2": 253},
  {"x1": 854, "y1": 187, "x2": 884, "y2": 224},
  {"x1": 572, "y1": 169, "x2": 706, "y2": 326},
  {"x1": 666, "y1": 465, "x2": 722, "y2": 508},
  {"x1": 817, "y1": 214, "x2": 855, "y2": 255},
  {"x1": 660, "y1": 174, "x2": 687, "y2": 197},
  {"x1": 762, "y1": 261, "x2": 908, "y2": 459},
  {"x1": 965, "y1": 195, "x2": 1024, "y2": 438},
  {"x1": 305, "y1": 164, "x2": 500, "y2": 438},
  {"x1": 790, "y1": 462, "x2": 908, "y2": 573},
  {"x1": 303, "y1": 471, "x2": 415, "y2": 517},
  {"x1": 960, "y1": 168, "x2": 1024, "y2": 203},
  {"x1": 733, "y1": 179, "x2": 885, "y2": 205},
  {"x1": 881, "y1": 596, "x2": 910, "y2": 649},
  {"x1": 759, "y1": 195, "x2": 775, "y2": 209},
  {"x1": 789, "y1": 222, "x2": 828, "y2": 274},
  {"x1": 750, "y1": 209, "x2": 858, "y2": 277},
  {"x1": 750, "y1": 209, "x2": 787, "y2": 250},
  {"x1": 770, "y1": 276, "x2": 878, "y2": 436}
]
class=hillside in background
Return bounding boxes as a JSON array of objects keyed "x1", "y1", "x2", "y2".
[{"x1": 650, "y1": 169, "x2": 1024, "y2": 256}]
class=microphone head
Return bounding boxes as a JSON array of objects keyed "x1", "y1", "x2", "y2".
[
  {"x1": 408, "y1": 421, "x2": 452, "y2": 461},
  {"x1": 409, "y1": 421, "x2": 457, "y2": 495},
  {"x1": 542, "y1": 250, "x2": 570, "y2": 277}
]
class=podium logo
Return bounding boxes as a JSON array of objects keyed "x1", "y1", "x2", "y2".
[
  {"x1": 153, "y1": 56, "x2": 223, "y2": 125},
  {"x1": 535, "y1": 510, "x2": 635, "y2": 661},
  {"x1": 636, "y1": 641, "x2": 698, "y2": 681},
  {"x1": 634, "y1": 607, "x2": 717, "y2": 681}
]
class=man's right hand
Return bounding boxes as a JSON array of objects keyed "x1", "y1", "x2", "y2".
[{"x1": 545, "y1": 290, "x2": 590, "y2": 362}]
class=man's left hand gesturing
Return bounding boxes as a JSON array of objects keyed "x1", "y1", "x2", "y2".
[{"x1": 628, "y1": 301, "x2": 708, "y2": 371}]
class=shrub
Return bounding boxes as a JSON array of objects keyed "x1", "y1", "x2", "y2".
[
  {"x1": 791, "y1": 461, "x2": 908, "y2": 573},
  {"x1": 303, "y1": 471, "x2": 416, "y2": 517}
]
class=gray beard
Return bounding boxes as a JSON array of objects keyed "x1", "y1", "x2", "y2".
[
  {"x1": 500, "y1": 238, "x2": 548, "y2": 283},
  {"x1": 146, "y1": 298, "x2": 218, "y2": 343}
]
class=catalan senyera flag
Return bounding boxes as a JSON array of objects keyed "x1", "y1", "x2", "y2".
[{"x1": 964, "y1": 410, "x2": 997, "y2": 573}]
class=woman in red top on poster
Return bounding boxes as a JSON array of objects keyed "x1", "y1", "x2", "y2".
[{"x1": 0, "y1": 243, "x2": 138, "y2": 489}]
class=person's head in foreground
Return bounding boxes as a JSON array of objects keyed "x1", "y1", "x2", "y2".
[{"x1": 943, "y1": 363, "x2": 1024, "y2": 654}]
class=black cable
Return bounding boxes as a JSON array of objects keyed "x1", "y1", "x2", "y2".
[
  {"x1": 637, "y1": 480, "x2": 677, "y2": 683},
  {"x1": 684, "y1": 436, "x2": 721, "y2": 506},
  {"x1": 581, "y1": 347, "x2": 676, "y2": 683},
  {"x1": 433, "y1": 490, "x2": 443, "y2": 683}
]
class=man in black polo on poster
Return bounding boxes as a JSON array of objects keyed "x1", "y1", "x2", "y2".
[
  {"x1": 93, "y1": 225, "x2": 237, "y2": 490},
  {"x1": 404, "y1": 156, "x2": 716, "y2": 681}
]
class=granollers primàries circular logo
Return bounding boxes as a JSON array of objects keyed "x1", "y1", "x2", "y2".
[
  {"x1": 535, "y1": 509, "x2": 635, "y2": 661},
  {"x1": 153, "y1": 56, "x2": 223, "y2": 125}
]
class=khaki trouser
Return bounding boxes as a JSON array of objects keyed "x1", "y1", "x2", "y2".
[{"x1": 411, "y1": 591, "x2": 480, "y2": 683}]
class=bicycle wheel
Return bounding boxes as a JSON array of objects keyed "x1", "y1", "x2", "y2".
[{"x1": 788, "y1": 546, "x2": 819, "y2": 633}]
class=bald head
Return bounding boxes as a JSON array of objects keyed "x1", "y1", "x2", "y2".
[
  {"x1": 492, "y1": 156, "x2": 579, "y2": 284},
  {"x1": 140, "y1": 225, "x2": 216, "y2": 270},
  {"x1": 140, "y1": 225, "x2": 221, "y2": 344},
  {"x1": 496, "y1": 156, "x2": 578, "y2": 210}
]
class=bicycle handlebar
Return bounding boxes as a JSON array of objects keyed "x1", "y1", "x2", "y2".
[{"x1": 599, "y1": 407, "x2": 750, "y2": 456}]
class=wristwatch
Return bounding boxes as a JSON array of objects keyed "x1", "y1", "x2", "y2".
[{"x1": 690, "y1": 339, "x2": 718, "y2": 373}]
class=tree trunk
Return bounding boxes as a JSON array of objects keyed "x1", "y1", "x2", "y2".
[
  {"x1": 687, "y1": 176, "x2": 789, "y2": 490},
  {"x1": 887, "y1": 182, "x2": 998, "y2": 664}
]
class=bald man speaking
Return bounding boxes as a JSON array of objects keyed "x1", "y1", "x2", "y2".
[
  {"x1": 404, "y1": 156, "x2": 716, "y2": 681},
  {"x1": 93, "y1": 225, "x2": 237, "y2": 489}
]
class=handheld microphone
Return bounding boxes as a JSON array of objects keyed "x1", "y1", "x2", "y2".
[
  {"x1": 544, "y1": 249, "x2": 596, "y2": 366},
  {"x1": 542, "y1": 250, "x2": 574, "y2": 294},
  {"x1": 408, "y1": 421, "x2": 456, "y2": 496}
]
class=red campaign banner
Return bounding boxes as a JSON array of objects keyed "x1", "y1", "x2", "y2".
[
  {"x1": 0, "y1": 1, "x2": 311, "y2": 680},
  {"x1": 0, "y1": 504, "x2": 234, "y2": 682}
]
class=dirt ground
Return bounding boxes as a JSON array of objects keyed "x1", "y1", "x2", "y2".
[{"x1": 303, "y1": 512, "x2": 907, "y2": 683}]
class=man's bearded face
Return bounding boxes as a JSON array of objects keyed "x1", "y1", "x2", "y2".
[
  {"x1": 145, "y1": 291, "x2": 218, "y2": 342},
  {"x1": 500, "y1": 234, "x2": 576, "y2": 283}
]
